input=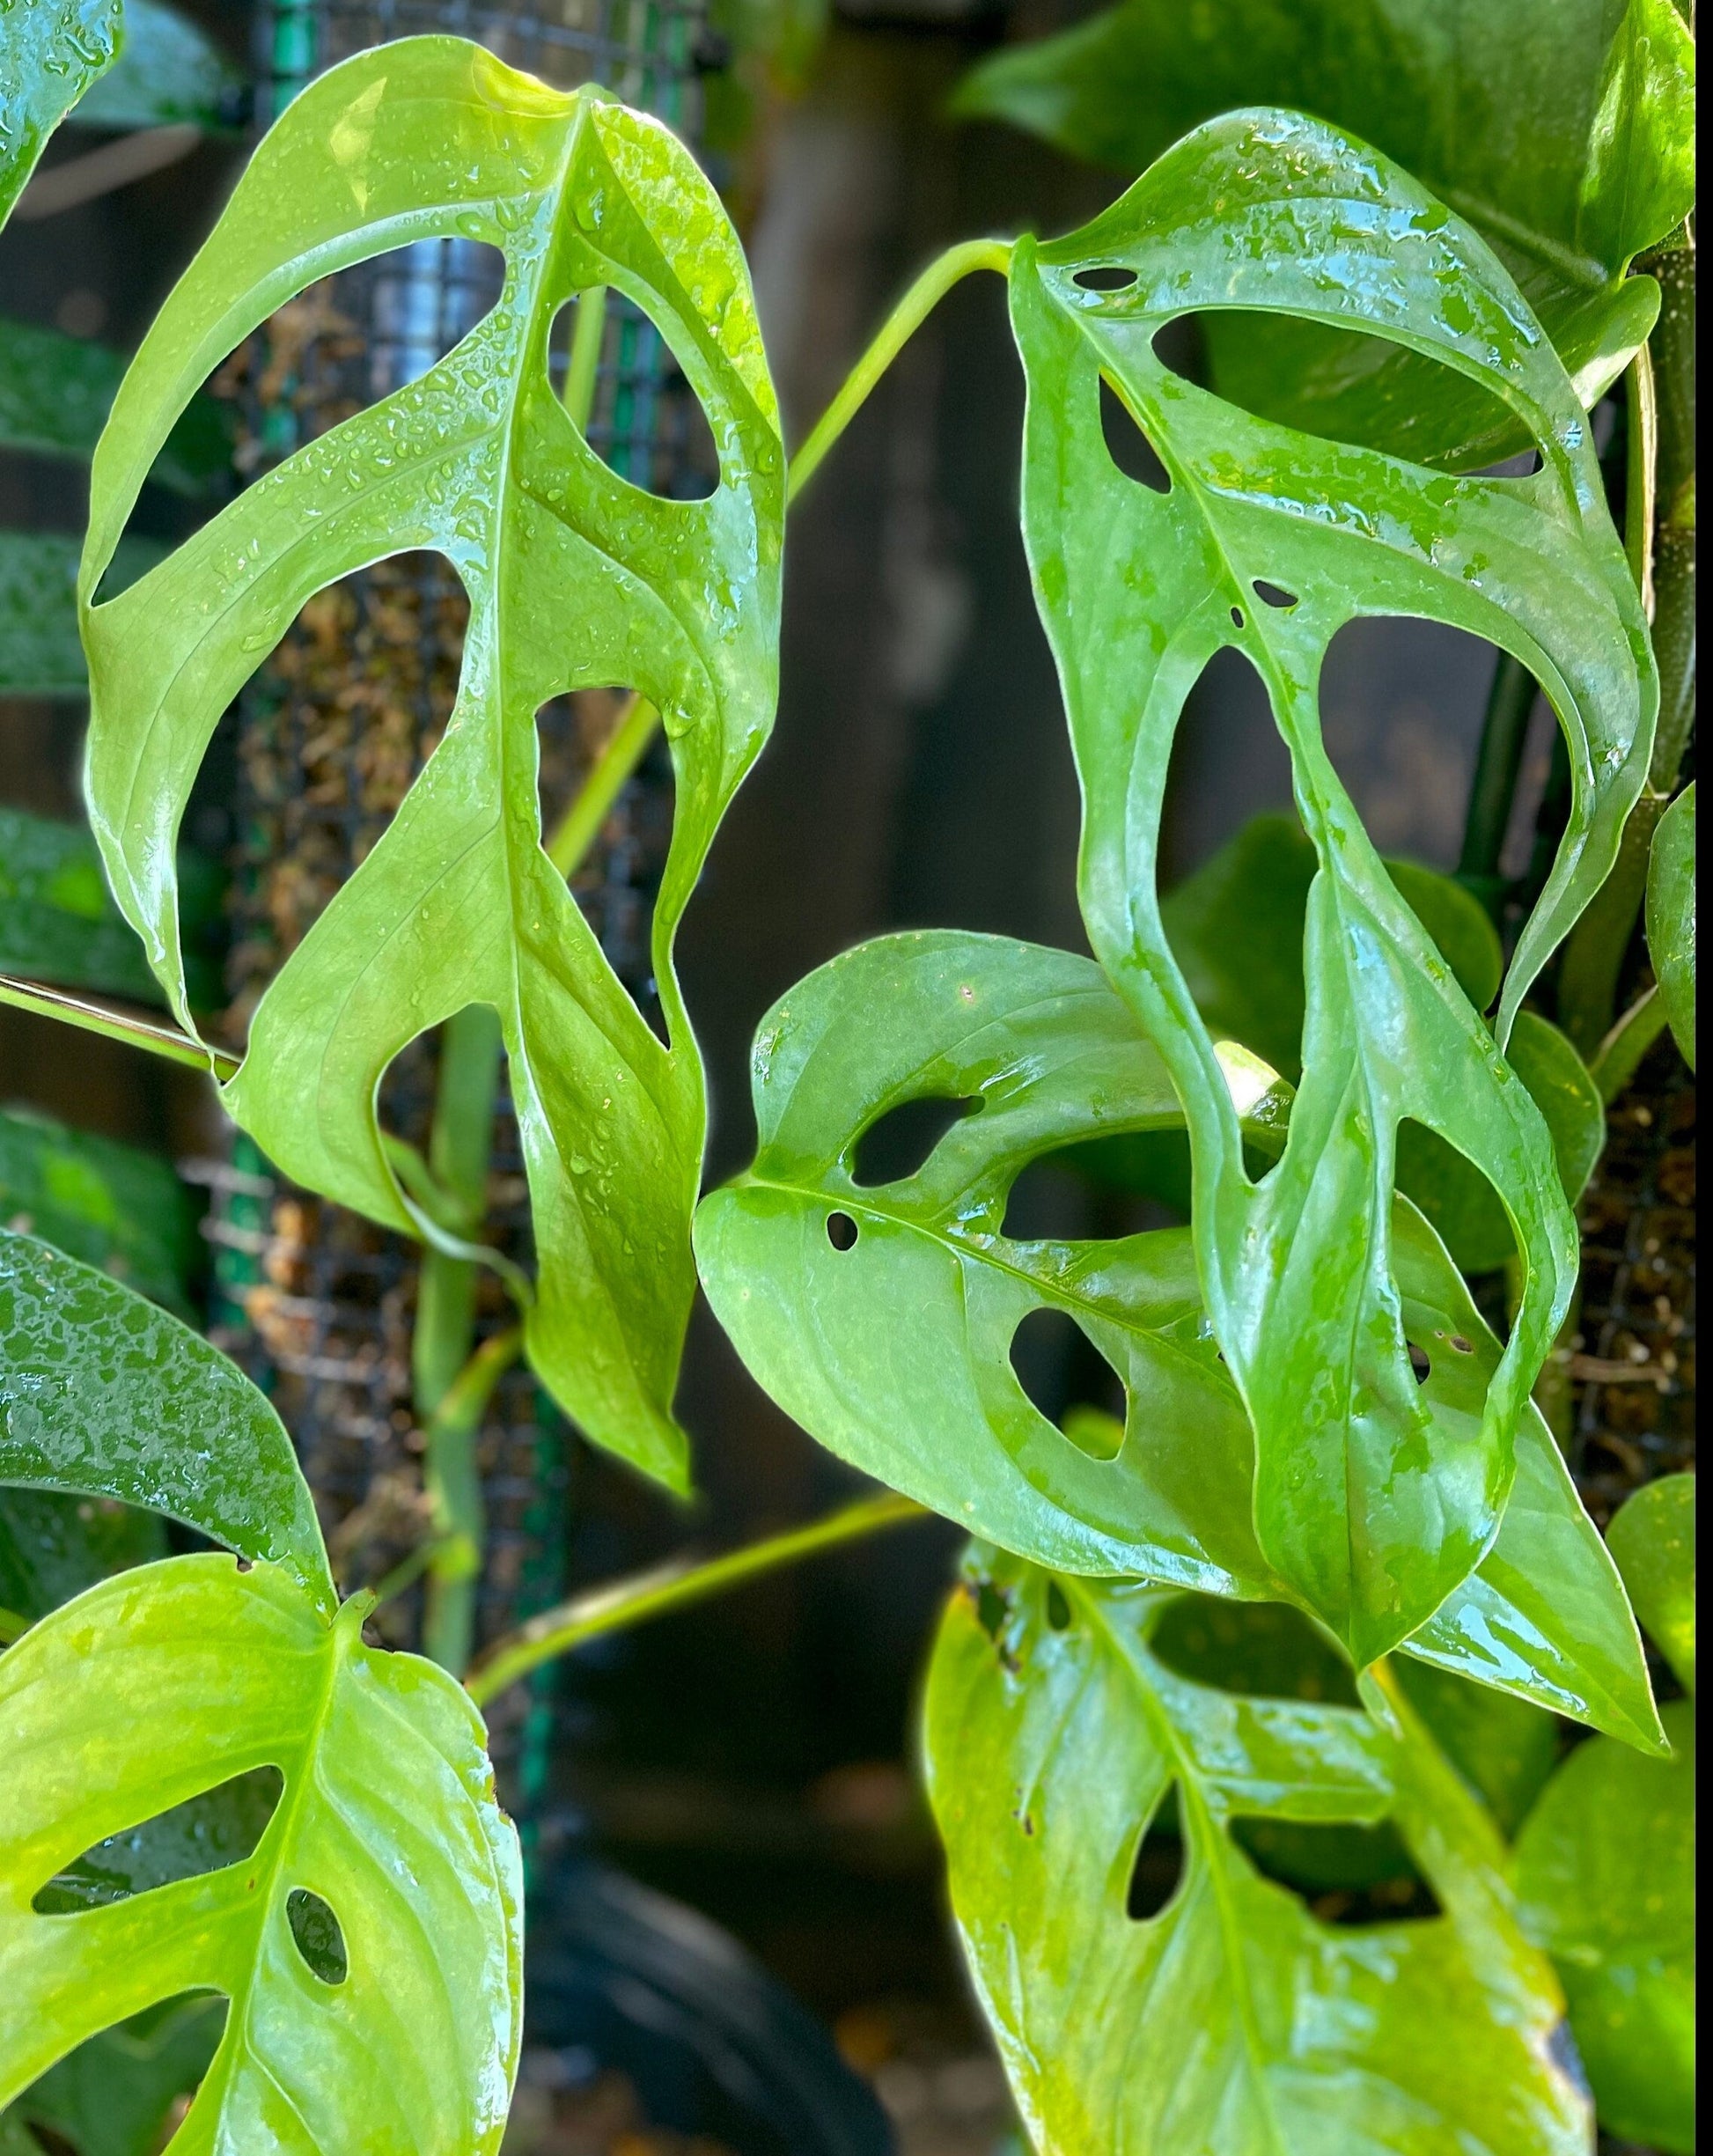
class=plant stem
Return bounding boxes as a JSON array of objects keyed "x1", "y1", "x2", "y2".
[
  {"x1": 563, "y1": 284, "x2": 607, "y2": 432},
  {"x1": 543, "y1": 689, "x2": 658, "y2": 878},
  {"x1": 1589, "y1": 984, "x2": 1669, "y2": 1104},
  {"x1": 422, "y1": 1323, "x2": 524, "y2": 1676},
  {"x1": 466, "y1": 1490, "x2": 928, "y2": 1708},
  {"x1": 1457, "y1": 654, "x2": 1538, "y2": 904},
  {"x1": 786, "y1": 238, "x2": 1013, "y2": 507},
  {"x1": 0, "y1": 975, "x2": 239, "y2": 1079}
]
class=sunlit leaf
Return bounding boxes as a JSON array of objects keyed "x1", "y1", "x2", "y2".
[
  {"x1": 1514, "y1": 1697, "x2": 1695, "y2": 2154},
  {"x1": 0, "y1": 1228, "x2": 334, "y2": 1614},
  {"x1": 1011, "y1": 113, "x2": 1654, "y2": 1660},
  {"x1": 1388, "y1": 1658, "x2": 1557, "y2": 1838},
  {"x1": 923, "y1": 1550, "x2": 1591, "y2": 2154},
  {"x1": 0, "y1": 1557, "x2": 523, "y2": 2154},
  {"x1": 1646, "y1": 779, "x2": 1695, "y2": 1071},
  {"x1": 80, "y1": 38, "x2": 783, "y2": 1492},
  {"x1": 1605, "y1": 1470, "x2": 1695, "y2": 1695},
  {"x1": 73, "y1": 0, "x2": 244, "y2": 133},
  {"x1": 0, "y1": 0, "x2": 122, "y2": 224},
  {"x1": 955, "y1": 0, "x2": 1696, "y2": 468},
  {"x1": 4, "y1": 1993, "x2": 224, "y2": 2156},
  {"x1": 697, "y1": 930, "x2": 1663, "y2": 1747}
]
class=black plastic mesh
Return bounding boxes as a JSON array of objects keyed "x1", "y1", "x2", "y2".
[{"x1": 199, "y1": 0, "x2": 704, "y2": 1798}]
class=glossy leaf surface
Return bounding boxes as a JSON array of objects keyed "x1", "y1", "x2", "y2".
[
  {"x1": 0, "y1": 1229, "x2": 333, "y2": 1613},
  {"x1": 957, "y1": 0, "x2": 1696, "y2": 467},
  {"x1": 697, "y1": 931, "x2": 1662, "y2": 1747},
  {"x1": 80, "y1": 38, "x2": 784, "y2": 1489},
  {"x1": 0, "y1": 0, "x2": 121, "y2": 224},
  {"x1": 0, "y1": 1557, "x2": 524, "y2": 2154},
  {"x1": 1647, "y1": 779, "x2": 1695, "y2": 1071},
  {"x1": 0, "y1": 1107, "x2": 198, "y2": 1314},
  {"x1": 923, "y1": 1550, "x2": 1589, "y2": 2155},
  {"x1": 1514, "y1": 1698, "x2": 1696, "y2": 2153},
  {"x1": 1013, "y1": 114, "x2": 1654, "y2": 1659},
  {"x1": 1606, "y1": 1471, "x2": 1695, "y2": 1695}
]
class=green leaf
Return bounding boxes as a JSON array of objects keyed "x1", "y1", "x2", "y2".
[
  {"x1": 73, "y1": 0, "x2": 244, "y2": 133},
  {"x1": 0, "y1": 532, "x2": 161, "y2": 698},
  {"x1": 0, "y1": 314, "x2": 233, "y2": 496},
  {"x1": 7, "y1": 1995, "x2": 224, "y2": 2156},
  {"x1": 0, "y1": 1228, "x2": 334, "y2": 1615},
  {"x1": 696, "y1": 929, "x2": 1663, "y2": 1748},
  {"x1": 1605, "y1": 1470, "x2": 1695, "y2": 1694},
  {"x1": 923, "y1": 1551, "x2": 1592, "y2": 2155},
  {"x1": 1513, "y1": 1697, "x2": 1695, "y2": 2154},
  {"x1": 1012, "y1": 114, "x2": 1655, "y2": 1661},
  {"x1": 0, "y1": 0, "x2": 122, "y2": 224},
  {"x1": 0, "y1": 1557, "x2": 524, "y2": 2153},
  {"x1": 1388, "y1": 1658, "x2": 1557, "y2": 1838},
  {"x1": 0, "y1": 1105, "x2": 200, "y2": 1315},
  {"x1": 80, "y1": 38, "x2": 783, "y2": 1492},
  {"x1": 1647, "y1": 779, "x2": 1695, "y2": 1071},
  {"x1": 0, "y1": 1486, "x2": 165, "y2": 1623},
  {"x1": 955, "y1": 0, "x2": 1696, "y2": 469}
]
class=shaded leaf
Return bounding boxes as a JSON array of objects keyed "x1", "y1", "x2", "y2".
[
  {"x1": 1389, "y1": 1657, "x2": 1558, "y2": 1838},
  {"x1": 1646, "y1": 778, "x2": 1695, "y2": 1071},
  {"x1": 0, "y1": 1557, "x2": 523, "y2": 2154},
  {"x1": 697, "y1": 930, "x2": 1662, "y2": 1747},
  {"x1": 73, "y1": 0, "x2": 244, "y2": 133},
  {"x1": 0, "y1": 314, "x2": 232, "y2": 495},
  {"x1": 1513, "y1": 1698, "x2": 1695, "y2": 2154},
  {"x1": 1013, "y1": 114, "x2": 1654, "y2": 1659},
  {"x1": 1605, "y1": 1470, "x2": 1695, "y2": 1694},
  {"x1": 81, "y1": 38, "x2": 783, "y2": 1491},
  {"x1": 0, "y1": 1228, "x2": 333, "y2": 1614},
  {"x1": 0, "y1": 533, "x2": 160, "y2": 698},
  {"x1": 956, "y1": 0, "x2": 1695, "y2": 468},
  {"x1": 0, "y1": 1104, "x2": 200, "y2": 1315},
  {"x1": 923, "y1": 1549, "x2": 1590, "y2": 2154},
  {"x1": 5, "y1": 1996, "x2": 225, "y2": 2156},
  {"x1": 0, "y1": 0, "x2": 122, "y2": 224},
  {"x1": 0, "y1": 1485, "x2": 164, "y2": 1623},
  {"x1": 1, "y1": 807, "x2": 172, "y2": 1006}
]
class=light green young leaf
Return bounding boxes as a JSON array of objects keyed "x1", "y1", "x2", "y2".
[
  {"x1": 1646, "y1": 779, "x2": 1695, "y2": 1071},
  {"x1": 0, "y1": 1229, "x2": 333, "y2": 1614},
  {"x1": 955, "y1": 0, "x2": 1696, "y2": 468},
  {"x1": 0, "y1": 1556, "x2": 523, "y2": 2155},
  {"x1": 1605, "y1": 1470, "x2": 1695, "y2": 1695},
  {"x1": 80, "y1": 38, "x2": 784, "y2": 1491},
  {"x1": 923, "y1": 1551, "x2": 1591, "y2": 2155},
  {"x1": 1013, "y1": 113, "x2": 1655, "y2": 1661},
  {"x1": 696, "y1": 931, "x2": 1663, "y2": 1748},
  {"x1": 73, "y1": 0, "x2": 243, "y2": 132},
  {"x1": 5, "y1": 1995, "x2": 224, "y2": 2156},
  {"x1": 1513, "y1": 1698, "x2": 1695, "y2": 2154},
  {"x1": 0, "y1": 1106, "x2": 200, "y2": 1315},
  {"x1": 0, "y1": 0, "x2": 122, "y2": 224}
]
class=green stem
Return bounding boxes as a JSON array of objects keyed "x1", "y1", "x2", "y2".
[
  {"x1": 413, "y1": 1005, "x2": 505, "y2": 1411},
  {"x1": 0, "y1": 975, "x2": 238, "y2": 1080},
  {"x1": 1589, "y1": 984, "x2": 1669, "y2": 1104},
  {"x1": 0, "y1": 1604, "x2": 29, "y2": 1646},
  {"x1": 1625, "y1": 340, "x2": 1658, "y2": 614},
  {"x1": 466, "y1": 1490, "x2": 927, "y2": 1708},
  {"x1": 543, "y1": 690, "x2": 659, "y2": 879},
  {"x1": 422, "y1": 1324, "x2": 524, "y2": 1676},
  {"x1": 563, "y1": 284, "x2": 607, "y2": 433},
  {"x1": 1457, "y1": 654, "x2": 1538, "y2": 903},
  {"x1": 785, "y1": 238, "x2": 1012, "y2": 508}
]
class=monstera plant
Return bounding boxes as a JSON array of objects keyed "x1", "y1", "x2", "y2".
[{"x1": 0, "y1": 0, "x2": 1696, "y2": 2150}]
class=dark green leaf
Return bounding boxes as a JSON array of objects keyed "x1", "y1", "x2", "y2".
[
  {"x1": 0, "y1": 0, "x2": 122, "y2": 224},
  {"x1": 1605, "y1": 1471, "x2": 1695, "y2": 1694},
  {"x1": 956, "y1": 0, "x2": 1696, "y2": 467},
  {"x1": 81, "y1": 40, "x2": 784, "y2": 1492},
  {"x1": 697, "y1": 929, "x2": 1663, "y2": 1747},
  {"x1": 1013, "y1": 116, "x2": 1653, "y2": 1661},
  {"x1": 0, "y1": 1228, "x2": 334, "y2": 1614},
  {"x1": 6, "y1": 1996, "x2": 224, "y2": 2156},
  {"x1": 0, "y1": 1486, "x2": 164, "y2": 1623},
  {"x1": 1646, "y1": 779, "x2": 1695, "y2": 1071},
  {"x1": 0, "y1": 1106, "x2": 200, "y2": 1316},
  {"x1": 923, "y1": 1551, "x2": 1591, "y2": 2152},
  {"x1": 0, "y1": 1558, "x2": 523, "y2": 2152},
  {"x1": 0, "y1": 314, "x2": 233, "y2": 496},
  {"x1": 1513, "y1": 1698, "x2": 1695, "y2": 2154},
  {"x1": 0, "y1": 533, "x2": 161, "y2": 698},
  {"x1": 1389, "y1": 1657, "x2": 1558, "y2": 1837},
  {"x1": 73, "y1": 0, "x2": 244, "y2": 133}
]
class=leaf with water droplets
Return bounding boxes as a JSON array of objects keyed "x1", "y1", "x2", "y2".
[
  {"x1": 79, "y1": 40, "x2": 783, "y2": 1490},
  {"x1": 0, "y1": 0, "x2": 122, "y2": 225}
]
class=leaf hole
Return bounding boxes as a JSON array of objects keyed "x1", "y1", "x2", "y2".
[
  {"x1": 1408, "y1": 1343, "x2": 1431, "y2": 1385},
  {"x1": 1469, "y1": 447, "x2": 1544, "y2": 479},
  {"x1": 1009, "y1": 1306, "x2": 1125, "y2": 1438},
  {"x1": 548, "y1": 291, "x2": 719, "y2": 501},
  {"x1": 826, "y1": 1210, "x2": 859, "y2": 1252},
  {"x1": 1045, "y1": 1581, "x2": 1072, "y2": 1631},
  {"x1": 1230, "y1": 606, "x2": 1245, "y2": 629},
  {"x1": 974, "y1": 1578, "x2": 1011, "y2": 1641},
  {"x1": 1448, "y1": 1333, "x2": 1474, "y2": 1354},
  {"x1": 1099, "y1": 376, "x2": 1172, "y2": 494},
  {"x1": 1127, "y1": 1785, "x2": 1185, "y2": 1919},
  {"x1": 1253, "y1": 580, "x2": 1298, "y2": 610},
  {"x1": 850, "y1": 1093, "x2": 981, "y2": 1187},
  {"x1": 1233, "y1": 1818, "x2": 1443, "y2": 1924},
  {"x1": 287, "y1": 1887, "x2": 349, "y2": 1985},
  {"x1": 1158, "y1": 647, "x2": 1294, "y2": 892},
  {"x1": 1149, "y1": 1596, "x2": 1359, "y2": 1706},
  {"x1": 1074, "y1": 264, "x2": 1137, "y2": 292},
  {"x1": 33, "y1": 1765, "x2": 283, "y2": 1914}
]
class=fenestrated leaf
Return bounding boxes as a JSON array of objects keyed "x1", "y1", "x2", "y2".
[
  {"x1": 1646, "y1": 779, "x2": 1695, "y2": 1071},
  {"x1": 5, "y1": 1995, "x2": 225, "y2": 2156},
  {"x1": 923, "y1": 1549, "x2": 1591, "y2": 2155},
  {"x1": 0, "y1": 1229, "x2": 334, "y2": 1615},
  {"x1": 0, "y1": 314, "x2": 232, "y2": 496},
  {"x1": 0, "y1": 0, "x2": 122, "y2": 224},
  {"x1": 73, "y1": 0, "x2": 244, "y2": 133},
  {"x1": 1605, "y1": 1470, "x2": 1695, "y2": 1695},
  {"x1": 0, "y1": 1105, "x2": 200, "y2": 1315},
  {"x1": 1513, "y1": 1698, "x2": 1695, "y2": 2154},
  {"x1": 1013, "y1": 113, "x2": 1655, "y2": 1660},
  {"x1": 0, "y1": 1556, "x2": 524, "y2": 2155},
  {"x1": 696, "y1": 930, "x2": 1663, "y2": 1748},
  {"x1": 80, "y1": 37, "x2": 783, "y2": 1492},
  {"x1": 955, "y1": 0, "x2": 1695, "y2": 469}
]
